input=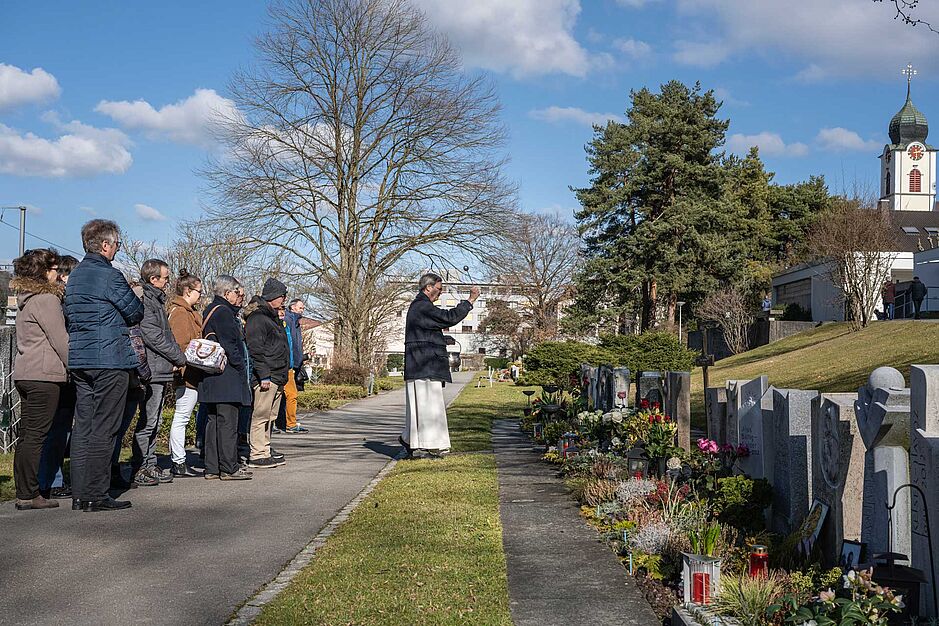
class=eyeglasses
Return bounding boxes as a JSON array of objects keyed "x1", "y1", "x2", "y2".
[{"x1": 106, "y1": 240, "x2": 122, "y2": 251}]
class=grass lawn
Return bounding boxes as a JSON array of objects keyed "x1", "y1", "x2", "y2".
[
  {"x1": 253, "y1": 377, "x2": 535, "y2": 625},
  {"x1": 690, "y1": 320, "x2": 939, "y2": 420},
  {"x1": 0, "y1": 452, "x2": 13, "y2": 502}
]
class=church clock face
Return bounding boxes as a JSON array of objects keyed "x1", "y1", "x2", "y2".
[{"x1": 908, "y1": 143, "x2": 925, "y2": 161}]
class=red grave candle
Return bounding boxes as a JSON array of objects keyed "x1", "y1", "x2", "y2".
[
  {"x1": 749, "y1": 545, "x2": 769, "y2": 578},
  {"x1": 692, "y1": 572, "x2": 710, "y2": 604}
]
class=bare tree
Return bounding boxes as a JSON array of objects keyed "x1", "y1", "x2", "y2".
[
  {"x1": 203, "y1": 0, "x2": 515, "y2": 367},
  {"x1": 480, "y1": 213, "x2": 580, "y2": 342},
  {"x1": 874, "y1": 0, "x2": 939, "y2": 34},
  {"x1": 696, "y1": 286, "x2": 753, "y2": 355},
  {"x1": 807, "y1": 197, "x2": 897, "y2": 330},
  {"x1": 476, "y1": 299, "x2": 533, "y2": 359}
]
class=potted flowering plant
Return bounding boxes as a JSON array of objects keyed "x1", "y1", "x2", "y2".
[{"x1": 639, "y1": 405, "x2": 679, "y2": 472}]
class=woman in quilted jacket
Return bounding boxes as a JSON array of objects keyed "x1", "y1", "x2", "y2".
[
  {"x1": 11, "y1": 248, "x2": 68, "y2": 510},
  {"x1": 167, "y1": 269, "x2": 203, "y2": 477}
]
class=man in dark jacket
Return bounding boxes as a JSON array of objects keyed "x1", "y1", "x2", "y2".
[
  {"x1": 198, "y1": 276, "x2": 252, "y2": 480},
  {"x1": 282, "y1": 299, "x2": 309, "y2": 433},
  {"x1": 910, "y1": 276, "x2": 927, "y2": 319},
  {"x1": 130, "y1": 259, "x2": 187, "y2": 486},
  {"x1": 401, "y1": 272, "x2": 478, "y2": 457},
  {"x1": 65, "y1": 219, "x2": 144, "y2": 512},
  {"x1": 244, "y1": 278, "x2": 290, "y2": 468}
]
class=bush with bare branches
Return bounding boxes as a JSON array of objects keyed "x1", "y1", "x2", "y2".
[{"x1": 696, "y1": 286, "x2": 753, "y2": 355}]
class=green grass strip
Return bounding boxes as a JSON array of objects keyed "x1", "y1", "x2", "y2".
[{"x1": 253, "y1": 377, "x2": 532, "y2": 625}]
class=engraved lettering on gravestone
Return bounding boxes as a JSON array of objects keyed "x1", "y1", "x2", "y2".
[{"x1": 820, "y1": 402, "x2": 843, "y2": 490}]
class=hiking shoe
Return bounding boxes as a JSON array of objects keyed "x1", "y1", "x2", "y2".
[
  {"x1": 148, "y1": 466, "x2": 174, "y2": 484},
  {"x1": 171, "y1": 462, "x2": 199, "y2": 478},
  {"x1": 133, "y1": 470, "x2": 159, "y2": 487},
  {"x1": 220, "y1": 468, "x2": 253, "y2": 481},
  {"x1": 246, "y1": 456, "x2": 285, "y2": 468},
  {"x1": 284, "y1": 425, "x2": 308, "y2": 433}
]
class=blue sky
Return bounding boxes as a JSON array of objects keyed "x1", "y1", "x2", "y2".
[{"x1": 3, "y1": 0, "x2": 939, "y2": 259}]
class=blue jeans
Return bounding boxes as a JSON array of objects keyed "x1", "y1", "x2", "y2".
[
  {"x1": 38, "y1": 383, "x2": 76, "y2": 490},
  {"x1": 195, "y1": 401, "x2": 208, "y2": 451}
]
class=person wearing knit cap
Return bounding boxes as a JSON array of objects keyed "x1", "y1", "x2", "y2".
[{"x1": 244, "y1": 277, "x2": 290, "y2": 468}]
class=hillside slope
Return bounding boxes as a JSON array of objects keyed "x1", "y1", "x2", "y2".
[{"x1": 690, "y1": 321, "x2": 939, "y2": 420}]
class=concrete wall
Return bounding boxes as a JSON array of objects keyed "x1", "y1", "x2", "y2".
[{"x1": 688, "y1": 320, "x2": 820, "y2": 361}]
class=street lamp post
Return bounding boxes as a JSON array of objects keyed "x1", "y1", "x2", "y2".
[{"x1": 677, "y1": 301, "x2": 685, "y2": 344}]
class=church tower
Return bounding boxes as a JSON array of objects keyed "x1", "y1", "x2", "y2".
[{"x1": 881, "y1": 64, "x2": 936, "y2": 211}]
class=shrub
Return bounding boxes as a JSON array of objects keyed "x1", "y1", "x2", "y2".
[
  {"x1": 484, "y1": 357, "x2": 510, "y2": 370},
  {"x1": 296, "y1": 384, "x2": 368, "y2": 410},
  {"x1": 385, "y1": 353, "x2": 404, "y2": 371},
  {"x1": 521, "y1": 341, "x2": 616, "y2": 389},
  {"x1": 715, "y1": 571, "x2": 786, "y2": 626},
  {"x1": 780, "y1": 302, "x2": 812, "y2": 321},
  {"x1": 582, "y1": 478, "x2": 620, "y2": 507},
  {"x1": 712, "y1": 475, "x2": 773, "y2": 533},
  {"x1": 319, "y1": 362, "x2": 368, "y2": 387},
  {"x1": 598, "y1": 331, "x2": 697, "y2": 373}
]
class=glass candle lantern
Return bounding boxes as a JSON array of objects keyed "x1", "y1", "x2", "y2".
[
  {"x1": 749, "y1": 545, "x2": 769, "y2": 578},
  {"x1": 682, "y1": 553, "x2": 721, "y2": 606}
]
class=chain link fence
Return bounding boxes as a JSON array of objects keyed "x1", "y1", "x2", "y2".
[{"x1": 0, "y1": 326, "x2": 20, "y2": 453}]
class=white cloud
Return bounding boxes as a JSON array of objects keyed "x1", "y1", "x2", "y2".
[
  {"x1": 95, "y1": 88, "x2": 238, "y2": 147},
  {"x1": 529, "y1": 106, "x2": 623, "y2": 126},
  {"x1": 414, "y1": 0, "x2": 596, "y2": 77},
  {"x1": 79, "y1": 206, "x2": 96, "y2": 216},
  {"x1": 673, "y1": 0, "x2": 939, "y2": 80},
  {"x1": 727, "y1": 132, "x2": 808, "y2": 157},
  {"x1": 0, "y1": 64, "x2": 61, "y2": 110},
  {"x1": 615, "y1": 0, "x2": 658, "y2": 6},
  {"x1": 134, "y1": 203, "x2": 166, "y2": 222},
  {"x1": 815, "y1": 127, "x2": 881, "y2": 152},
  {"x1": 613, "y1": 38, "x2": 652, "y2": 59},
  {"x1": 0, "y1": 119, "x2": 132, "y2": 177}
]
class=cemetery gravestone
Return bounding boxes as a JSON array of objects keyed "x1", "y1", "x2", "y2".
[
  {"x1": 738, "y1": 385, "x2": 776, "y2": 480},
  {"x1": 586, "y1": 366, "x2": 598, "y2": 411},
  {"x1": 726, "y1": 376, "x2": 767, "y2": 446},
  {"x1": 854, "y1": 370, "x2": 912, "y2": 561},
  {"x1": 613, "y1": 367, "x2": 630, "y2": 408},
  {"x1": 665, "y1": 371, "x2": 691, "y2": 451},
  {"x1": 811, "y1": 392, "x2": 864, "y2": 568},
  {"x1": 705, "y1": 387, "x2": 727, "y2": 444},
  {"x1": 910, "y1": 365, "x2": 939, "y2": 618},
  {"x1": 597, "y1": 365, "x2": 614, "y2": 412},
  {"x1": 771, "y1": 388, "x2": 820, "y2": 536},
  {"x1": 637, "y1": 371, "x2": 663, "y2": 406}
]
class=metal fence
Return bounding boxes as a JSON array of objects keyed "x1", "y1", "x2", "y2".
[{"x1": 0, "y1": 326, "x2": 20, "y2": 453}]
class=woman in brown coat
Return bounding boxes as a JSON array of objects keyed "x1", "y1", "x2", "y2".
[
  {"x1": 11, "y1": 248, "x2": 68, "y2": 510},
  {"x1": 167, "y1": 269, "x2": 204, "y2": 477}
]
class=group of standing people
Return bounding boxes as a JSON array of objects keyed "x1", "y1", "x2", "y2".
[
  {"x1": 11, "y1": 219, "x2": 310, "y2": 512},
  {"x1": 881, "y1": 276, "x2": 928, "y2": 320}
]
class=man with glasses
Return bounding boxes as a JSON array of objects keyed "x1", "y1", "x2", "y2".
[{"x1": 64, "y1": 219, "x2": 144, "y2": 512}]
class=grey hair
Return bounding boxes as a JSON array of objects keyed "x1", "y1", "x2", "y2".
[
  {"x1": 419, "y1": 272, "x2": 442, "y2": 292},
  {"x1": 80, "y1": 219, "x2": 120, "y2": 254},
  {"x1": 213, "y1": 275, "x2": 242, "y2": 297}
]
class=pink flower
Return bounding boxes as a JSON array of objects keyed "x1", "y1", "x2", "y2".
[
  {"x1": 736, "y1": 444, "x2": 750, "y2": 457},
  {"x1": 706, "y1": 440, "x2": 719, "y2": 454},
  {"x1": 720, "y1": 443, "x2": 734, "y2": 453},
  {"x1": 696, "y1": 438, "x2": 710, "y2": 452},
  {"x1": 617, "y1": 391, "x2": 627, "y2": 399},
  {"x1": 818, "y1": 589, "x2": 836, "y2": 603}
]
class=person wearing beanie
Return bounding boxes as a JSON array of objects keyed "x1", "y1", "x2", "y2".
[{"x1": 243, "y1": 277, "x2": 290, "y2": 468}]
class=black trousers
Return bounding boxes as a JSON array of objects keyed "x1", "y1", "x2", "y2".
[
  {"x1": 13, "y1": 380, "x2": 63, "y2": 500},
  {"x1": 205, "y1": 403, "x2": 240, "y2": 476},
  {"x1": 914, "y1": 298, "x2": 924, "y2": 319},
  {"x1": 71, "y1": 369, "x2": 130, "y2": 501}
]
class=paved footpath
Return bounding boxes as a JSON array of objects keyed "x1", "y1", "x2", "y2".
[
  {"x1": 0, "y1": 372, "x2": 471, "y2": 626},
  {"x1": 494, "y1": 419, "x2": 659, "y2": 626}
]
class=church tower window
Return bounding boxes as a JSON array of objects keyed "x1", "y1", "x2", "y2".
[{"x1": 910, "y1": 168, "x2": 922, "y2": 193}]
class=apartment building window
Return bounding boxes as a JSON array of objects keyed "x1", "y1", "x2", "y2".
[{"x1": 462, "y1": 325, "x2": 473, "y2": 333}]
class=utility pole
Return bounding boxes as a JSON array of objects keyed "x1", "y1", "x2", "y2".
[{"x1": 18, "y1": 206, "x2": 26, "y2": 256}]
